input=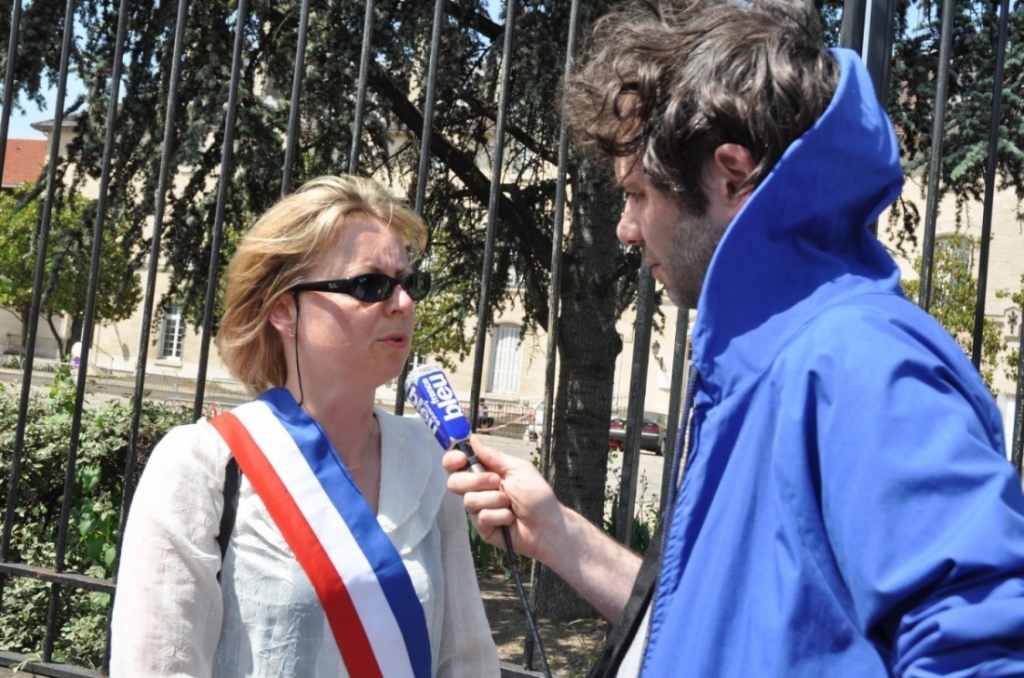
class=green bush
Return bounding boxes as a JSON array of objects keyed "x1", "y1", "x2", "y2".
[
  {"x1": 0, "y1": 368, "x2": 193, "y2": 668},
  {"x1": 604, "y1": 451, "x2": 661, "y2": 555}
]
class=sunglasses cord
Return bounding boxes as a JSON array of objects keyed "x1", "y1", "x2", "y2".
[
  {"x1": 501, "y1": 525, "x2": 553, "y2": 678},
  {"x1": 290, "y1": 291, "x2": 305, "y2": 406}
]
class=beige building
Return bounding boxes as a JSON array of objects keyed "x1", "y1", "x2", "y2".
[
  {"x1": 882, "y1": 179, "x2": 1023, "y2": 455},
  {"x1": 9, "y1": 117, "x2": 1022, "y2": 455}
]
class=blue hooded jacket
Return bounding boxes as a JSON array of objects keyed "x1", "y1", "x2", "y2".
[{"x1": 641, "y1": 48, "x2": 1024, "y2": 676}]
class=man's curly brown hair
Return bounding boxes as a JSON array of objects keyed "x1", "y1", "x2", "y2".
[{"x1": 565, "y1": 0, "x2": 839, "y2": 213}]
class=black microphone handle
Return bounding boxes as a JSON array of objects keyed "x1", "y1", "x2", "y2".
[
  {"x1": 454, "y1": 440, "x2": 486, "y2": 474},
  {"x1": 452, "y1": 439, "x2": 552, "y2": 678}
]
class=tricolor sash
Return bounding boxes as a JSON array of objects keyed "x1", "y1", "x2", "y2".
[{"x1": 209, "y1": 388, "x2": 432, "y2": 678}]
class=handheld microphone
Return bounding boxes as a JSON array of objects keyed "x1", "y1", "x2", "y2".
[
  {"x1": 405, "y1": 364, "x2": 553, "y2": 678},
  {"x1": 405, "y1": 365, "x2": 485, "y2": 473}
]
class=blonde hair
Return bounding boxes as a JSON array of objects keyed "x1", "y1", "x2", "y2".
[{"x1": 218, "y1": 175, "x2": 428, "y2": 394}]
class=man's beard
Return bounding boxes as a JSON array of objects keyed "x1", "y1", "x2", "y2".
[{"x1": 664, "y1": 210, "x2": 730, "y2": 309}]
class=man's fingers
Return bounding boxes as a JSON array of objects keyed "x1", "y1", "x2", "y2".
[
  {"x1": 442, "y1": 450, "x2": 470, "y2": 473},
  {"x1": 475, "y1": 507, "x2": 517, "y2": 530},
  {"x1": 465, "y1": 435, "x2": 521, "y2": 474},
  {"x1": 462, "y1": 489, "x2": 510, "y2": 514},
  {"x1": 446, "y1": 468, "x2": 501, "y2": 494}
]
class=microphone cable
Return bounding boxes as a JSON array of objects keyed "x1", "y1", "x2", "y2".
[{"x1": 460, "y1": 445, "x2": 553, "y2": 678}]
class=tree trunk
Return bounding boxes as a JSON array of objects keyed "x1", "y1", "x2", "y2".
[{"x1": 532, "y1": 157, "x2": 625, "y2": 622}]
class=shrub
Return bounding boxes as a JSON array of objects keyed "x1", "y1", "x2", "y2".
[{"x1": 0, "y1": 368, "x2": 192, "y2": 668}]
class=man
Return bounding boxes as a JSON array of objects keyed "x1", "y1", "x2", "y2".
[{"x1": 445, "y1": 0, "x2": 1024, "y2": 676}]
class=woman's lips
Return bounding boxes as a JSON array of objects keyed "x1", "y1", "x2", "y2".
[{"x1": 381, "y1": 333, "x2": 409, "y2": 348}]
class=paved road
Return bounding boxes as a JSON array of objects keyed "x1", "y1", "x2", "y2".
[
  {"x1": 2, "y1": 367, "x2": 665, "y2": 521},
  {"x1": 0, "y1": 368, "x2": 248, "y2": 410}
]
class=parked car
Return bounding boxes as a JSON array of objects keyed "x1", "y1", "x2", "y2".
[{"x1": 609, "y1": 415, "x2": 665, "y2": 454}]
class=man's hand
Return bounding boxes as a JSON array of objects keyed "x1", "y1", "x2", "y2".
[
  {"x1": 444, "y1": 435, "x2": 643, "y2": 621},
  {"x1": 443, "y1": 435, "x2": 563, "y2": 564}
]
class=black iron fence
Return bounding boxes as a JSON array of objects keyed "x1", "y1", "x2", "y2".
[
  {"x1": 0, "y1": 0, "x2": 1021, "y2": 675},
  {"x1": 3, "y1": 333, "x2": 60, "y2": 361}
]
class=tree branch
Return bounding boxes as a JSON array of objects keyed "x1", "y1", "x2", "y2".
[{"x1": 369, "y1": 63, "x2": 554, "y2": 269}]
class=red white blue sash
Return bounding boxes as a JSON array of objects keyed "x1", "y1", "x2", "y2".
[{"x1": 209, "y1": 388, "x2": 432, "y2": 678}]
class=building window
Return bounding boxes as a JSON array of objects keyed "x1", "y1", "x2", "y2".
[
  {"x1": 160, "y1": 307, "x2": 185, "y2": 360},
  {"x1": 488, "y1": 325, "x2": 522, "y2": 394}
]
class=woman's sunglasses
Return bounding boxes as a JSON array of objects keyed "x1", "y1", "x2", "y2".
[{"x1": 289, "y1": 270, "x2": 431, "y2": 303}]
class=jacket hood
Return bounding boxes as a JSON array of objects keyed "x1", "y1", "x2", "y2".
[{"x1": 691, "y1": 47, "x2": 905, "y2": 398}]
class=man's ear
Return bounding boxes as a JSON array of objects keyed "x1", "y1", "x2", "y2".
[
  {"x1": 707, "y1": 143, "x2": 756, "y2": 208},
  {"x1": 268, "y1": 293, "x2": 297, "y2": 337}
]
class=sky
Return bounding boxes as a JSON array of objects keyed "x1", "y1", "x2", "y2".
[{"x1": 7, "y1": 77, "x2": 86, "y2": 139}]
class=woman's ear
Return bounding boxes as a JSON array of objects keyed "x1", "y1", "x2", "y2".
[{"x1": 268, "y1": 293, "x2": 297, "y2": 337}]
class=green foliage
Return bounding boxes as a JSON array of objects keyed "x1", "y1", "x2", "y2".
[
  {"x1": 902, "y1": 235, "x2": 1007, "y2": 389},
  {"x1": 3, "y1": 0, "x2": 638, "y2": 345},
  {"x1": 603, "y1": 452, "x2": 659, "y2": 555},
  {"x1": 996, "y1": 273, "x2": 1024, "y2": 383},
  {"x1": 0, "y1": 371, "x2": 192, "y2": 668},
  {"x1": 885, "y1": 0, "x2": 1024, "y2": 247},
  {"x1": 0, "y1": 186, "x2": 141, "y2": 357}
]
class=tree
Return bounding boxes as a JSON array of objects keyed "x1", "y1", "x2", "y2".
[
  {"x1": 885, "y1": 0, "x2": 1024, "y2": 252},
  {"x1": 4, "y1": 0, "x2": 635, "y2": 620},
  {"x1": 901, "y1": 235, "x2": 1006, "y2": 389},
  {"x1": 0, "y1": 186, "x2": 141, "y2": 358}
]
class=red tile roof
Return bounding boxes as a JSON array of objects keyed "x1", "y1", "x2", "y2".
[{"x1": 2, "y1": 139, "x2": 48, "y2": 187}]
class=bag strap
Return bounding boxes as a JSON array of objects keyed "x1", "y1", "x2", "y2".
[
  {"x1": 587, "y1": 520, "x2": 663, "y2": 677},
  {"x1": 216, "y1": 456, "x2": 241, "y2": 580}
]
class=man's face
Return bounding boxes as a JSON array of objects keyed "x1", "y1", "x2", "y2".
[{"x1": 614, "y1": 156, "x2": 732, "y2": 309}]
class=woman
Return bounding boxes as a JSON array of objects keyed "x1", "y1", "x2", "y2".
[{"x1": 110, "y1": 175, "x2": 499, "y2": 677}]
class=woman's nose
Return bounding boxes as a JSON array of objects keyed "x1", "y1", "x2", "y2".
[{"x1": 386, "y1": 285, "x2": 415, "y2": 314}]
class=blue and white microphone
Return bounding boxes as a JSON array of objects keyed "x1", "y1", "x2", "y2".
[
  {"x1": 406, "y1": 365, "x2": 485, "y2": 473},
  {"x1": 407, "y1": 366, "x2": 553, "y2": 676}
]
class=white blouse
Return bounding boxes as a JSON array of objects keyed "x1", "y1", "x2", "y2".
[{"x1": 110, "y1": 408, "x2": 499, "y2": 678}]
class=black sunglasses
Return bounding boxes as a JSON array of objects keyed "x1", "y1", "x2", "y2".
[{"x1": 289, "y1": 270, "x2": 431, "y2": 303}]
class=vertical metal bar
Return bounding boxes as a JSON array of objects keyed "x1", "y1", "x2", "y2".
[
  {"x1": 0, "y1": 0, "x2": 20, "y2": 611},
  {"x1": 524, "y1": 0, "x2": 581, "y2": 667},
  {"x1": 0, "y1": 0, "x2": 76, "y2": 612},
  {"x1": 538, "y1": 0, "x2": 580, "y2": 481},
  {"x1": 468, "y1": 0, "x2": 517, "y2": 428},
  {"x1": 193, "y1": 0, "x2": 250, "y2": 418},
  {"x1": 861, "y1": 0, "x2": 898, "y2": 110},
  {"x1": 411, "y1": 0, "x2": 444, "y2": 219},
  {"x1": 840, "y1": 0, "x2": 866, "y2": 52},
  {"x1": 615, "y1": 265, "x2": 655, "y2": 545},
  {"x1": 348, "y1": 0, "x2": 375, "y2": 175},
  {"x1": 918, "y1": 0, "x2": 955, "y2": 313},
  {"x1": 842, "y1": 0, "x2": 896, "y2": 237},
  {"x1": 394, "y1": 0, "x2": 446, "y2": 417},
  {"x1": 970, "y1": 0, "x2": 1009, "y2": 370},
  {"x1": 281, "y1": 0, "x2": 311, "y2": 197},
  {"x1": 0, "y1": 0, "x2": 23, "y2": 167},
  {"x1": 659, "y1": 307, "x2": 689, "y2": 514},
  {"x1": 43, "y1": 0, "x2": 132, "y2": 658},
  {"x1": 110, "y1": 0, "x2": 191, "y2": 618}
]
